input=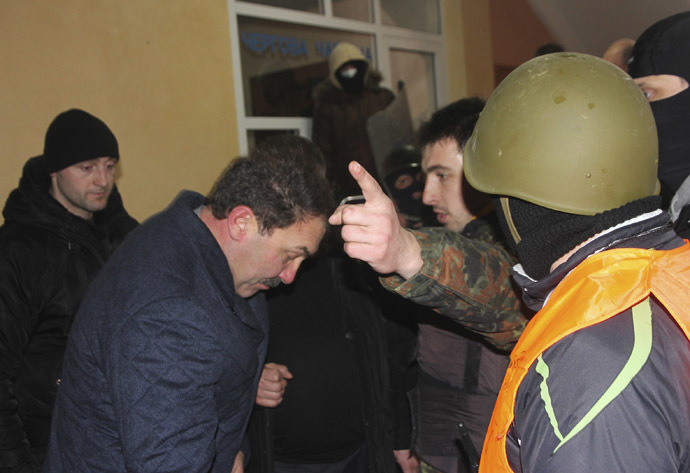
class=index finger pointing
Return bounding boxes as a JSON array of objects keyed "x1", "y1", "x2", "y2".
[{"x1": 348, "y1": 161, "x2": 386, "y2": 205}]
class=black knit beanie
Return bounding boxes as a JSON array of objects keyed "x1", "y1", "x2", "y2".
[
  {"x1": 495, "y1": 195, "x2": 662, "y2": 280},
  {"x1": 41, "y1": 109, "x2": 119, "y2": 173}
]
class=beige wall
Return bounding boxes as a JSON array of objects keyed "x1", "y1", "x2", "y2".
[
  {"x1": 490, "y1": 0, "x2": 555, "y2": 79},
  {"x1": 0, "y1": 0, "x2": 494, "y2": 224},
  {"x1": 444, "y1": 0, "x2": 555, "y2": 100},
  {"x1": 0, "y1": 0, "x2": 240, "y2": 224},
  {"x1": 444, "y1": 0, "x2": 495, "y2": 101}
]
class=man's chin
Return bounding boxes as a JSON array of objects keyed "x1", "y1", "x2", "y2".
[
  {"x1": 85, "y1": 197, "x2": 110, "y2": 212},
  {"x1": 236, "y1": 286, "x2": 261, "y2": 298}
]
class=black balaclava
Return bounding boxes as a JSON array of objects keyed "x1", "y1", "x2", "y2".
[
  {"x1": 628, "y1": 11, "x2": 690, "y2": 203},
  {"x1": 494, "y1": 195, "x2": 662, "y2": 280},
  {"x1": 384, "y1": 165, "x2": 426, "y2": 229},
  {"x1": 336, "y1": 60, "x2": 368, "y2": 93}
]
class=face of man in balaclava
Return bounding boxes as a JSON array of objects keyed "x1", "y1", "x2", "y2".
[
  {"x1": 628, "y1": 12, "x2": 690, "y2": 200},
  {"x1": 336, "y1": 60, "x2": 369, "y2": 93},
  {"x1": 634, "y1": 74, "x2": 689, "y2": 102}
]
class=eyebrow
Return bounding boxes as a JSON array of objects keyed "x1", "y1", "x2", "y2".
[
  {"x1": 424, "y1": 164, "x2": 453, "y2": 173},
  {"x1": 296, "y1": 246, "x2": 311, "y2": 258}
]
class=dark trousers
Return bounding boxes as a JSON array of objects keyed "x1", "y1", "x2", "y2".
[{"x1": 273, "y1": 443, "x2": 368, "y2": 473}]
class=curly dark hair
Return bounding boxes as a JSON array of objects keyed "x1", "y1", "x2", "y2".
[
  {"x1": 207, "y1": 135, "x2": 334, "y2": 234},
  {"x1": 416, "y1": 96, "x2": 485, "y2": 151}
]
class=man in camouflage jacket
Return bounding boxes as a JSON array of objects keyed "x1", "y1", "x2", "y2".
[
  {"x1": 380, "y1": 208, "x2": 524, "y2": 352},
  {"x1": 330, "y1": 100, "x2": 528, "y2": 473}
]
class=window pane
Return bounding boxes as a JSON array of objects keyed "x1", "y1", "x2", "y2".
[
  {"x1": 238, "y1": 0, "x2": 322, "y2": 14},
  {"x1": 238, "y1": 16, "x2": 375, "y2": 117},
  {"x1": 380, "y1": 0, "x2": 440, "y2": 33},
  {"x1": 247, "y1": 129, "x2": 299, "y2": 150},
  {"x1": 333, "y1": 0, "x2": 372, "y2": 22},
  {"x1": 389, "y1": 49, "x2": 437, "y2": 127}
]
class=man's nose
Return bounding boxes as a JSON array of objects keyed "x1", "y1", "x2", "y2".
[
  {"x1": 93, "y1": 166, "x2": 109, "y2": 186},
  {"x1": 422, "y1": 182, "x2": 436, "y2": 206},
  {"x1": 279, "y1": 260, "x2": 302, "y2": 285}
]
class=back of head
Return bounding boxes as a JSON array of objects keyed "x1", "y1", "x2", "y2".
[
  {"x1": 41, "y1": 109, "x2": 119, "y2": 173},
  {"x1": 465, "y1": 52, "x2": 659, "y2": 216},
  {"x1": 207, "y1": 135, "x2": 334, "y2": 233},
  {"x1": 416, "y1": 96, "x2": 485, "y2": 151},
  {"x1": 535, "y1": 42, "x2": 564, "y2": 57},
  {"x1": 602, "y1": 38, "x2": 635, "y2": 71}
]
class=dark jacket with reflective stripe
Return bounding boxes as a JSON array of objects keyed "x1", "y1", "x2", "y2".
[{"x1": 500, "y1": 214, "x2": 690, "y2": 473}]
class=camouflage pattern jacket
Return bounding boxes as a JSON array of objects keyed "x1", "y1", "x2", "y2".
[{"x1": 380, "y1": 216, "x2": 529, "y2": 352}]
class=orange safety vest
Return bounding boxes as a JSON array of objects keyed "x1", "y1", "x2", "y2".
[{"x1": 479, "y1": 242, "x2": 690, "y2": 473}]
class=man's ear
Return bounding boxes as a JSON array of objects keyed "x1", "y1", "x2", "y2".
[
  {"x1": 226, "y1": 205, "x2": 256, "y2": 241},
  {"x1": 48, "y1": 173, "x2": 58, "y2": 197}
]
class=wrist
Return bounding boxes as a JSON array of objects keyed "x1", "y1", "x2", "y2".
[{"x1": 395, "y1": 230, "x2": 423, "y2": 280}]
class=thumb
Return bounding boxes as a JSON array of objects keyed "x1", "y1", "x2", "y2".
[{"x1": 276, "y1": 365, "x2": 293, "y2": 379}]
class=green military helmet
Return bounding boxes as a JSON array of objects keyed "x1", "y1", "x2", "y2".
[{"x1": 464, "y1": 52, "x2": 659, "y2": 215}]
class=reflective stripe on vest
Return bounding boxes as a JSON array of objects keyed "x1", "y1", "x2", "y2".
[{"x1": 479, "y1": 242, "x2": 690, "y2": 473}]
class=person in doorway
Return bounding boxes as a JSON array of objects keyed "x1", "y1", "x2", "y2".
[{"x1": 312, "y1": 42, "x2": 394, "y2": 201}]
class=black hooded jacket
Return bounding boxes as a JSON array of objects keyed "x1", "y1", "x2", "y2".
[{"x1": 0, "y1": 156, "x2": 137, "y2": 473}]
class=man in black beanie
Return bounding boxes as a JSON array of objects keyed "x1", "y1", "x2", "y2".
[{"x1": 0, "y1": 109, "x2": 137, "y2": 473}]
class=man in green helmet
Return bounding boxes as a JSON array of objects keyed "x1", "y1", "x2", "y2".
[
  {"x1": 332, "y1": 52, "x2": 690, "y2": 472},
  {"x1": 462, "y1": 52, "x2": 690, "y2": 473}
]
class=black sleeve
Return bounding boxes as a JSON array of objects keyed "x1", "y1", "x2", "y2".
[{"x1": 0, "y1": 242, "x2": 41, "y2": 473}]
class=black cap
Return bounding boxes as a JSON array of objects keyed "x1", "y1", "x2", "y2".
[{"x1": 41, "y1": 109, "x2": 119, "y2": 173}]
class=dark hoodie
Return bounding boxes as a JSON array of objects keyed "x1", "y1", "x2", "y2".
[{"x1": 0, "y1": 156, "x2": 137, "y2": 473}]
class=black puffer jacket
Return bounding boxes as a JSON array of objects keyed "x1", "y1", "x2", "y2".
[{"x1": 0, "y1": 156, "x2": 137, "y2": 473}]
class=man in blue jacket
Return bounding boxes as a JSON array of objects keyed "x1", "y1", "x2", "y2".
[{"x1": 43, "y1": 135, "x2": 333, "y2": 473}]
